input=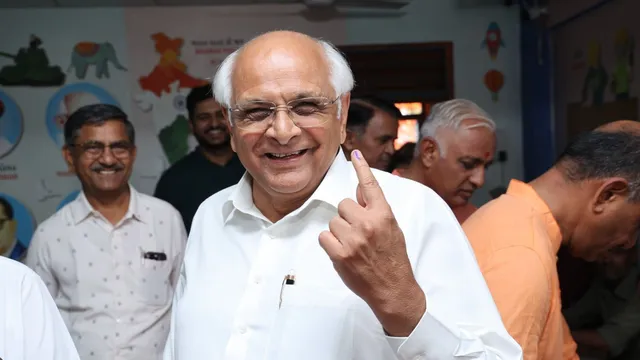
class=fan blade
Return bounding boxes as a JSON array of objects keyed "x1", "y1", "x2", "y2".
[
  {"x1": 208, "y1": 10, "x2": 302, "y2": 17},
  {"x1": 334, "y1": 0, "x2": 410, "y2": 9}
]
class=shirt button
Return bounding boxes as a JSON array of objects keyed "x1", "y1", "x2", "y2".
[
  {"x1": 116, "y1": 318, "x2": 122, "y2": 323},
  {"x1": 413, "y1": 353, "x2": 426, "y2": 360},
  {"x1": 239, "y1": 326, "x2": 247, "y2": 334},
  {"x1": 254, "y1": 276, "x2": 261, "y2": 284}
]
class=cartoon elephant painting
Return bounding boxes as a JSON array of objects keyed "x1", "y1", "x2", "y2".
[{"x1": 67, "y1": 42, "x2": 127, "y2": 80}]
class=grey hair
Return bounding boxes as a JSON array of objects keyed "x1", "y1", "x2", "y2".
[
  {"x1": 212, "y1": 32, "x2": 354, "y2": 121},
  {"x1": 415, "y1": 99, "x2": 496, "y2": 157}
]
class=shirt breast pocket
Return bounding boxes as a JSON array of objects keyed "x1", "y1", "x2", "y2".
[
  {"x1": 267, "y1": 284, "x2": 355, "y2": 360},
  {"x1": 135, "y1": 254, "x2": 172, "y2": 306}
]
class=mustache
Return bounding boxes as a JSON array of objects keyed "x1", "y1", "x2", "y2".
[
  {"x1": 91, "y1": 164, "x2": 125, "y2": 172},
  {"x1": 205, "y1": 126, "x2": 227, "y2": 132}
]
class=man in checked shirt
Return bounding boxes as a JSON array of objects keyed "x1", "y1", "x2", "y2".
[{"x1": 26, "y1": 104, "x2": 187, "y2": 360}]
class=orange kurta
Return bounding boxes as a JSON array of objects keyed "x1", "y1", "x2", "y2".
[{"x1": 463, "y1": 180, "x2": 579, "y2": 360}]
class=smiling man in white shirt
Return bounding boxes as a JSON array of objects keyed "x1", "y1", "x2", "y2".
[
  {"x1": 26, "y1": 104, "x2": 187, "y2": 360},
  {"x1": 163, "y1": 30, "x2": 522, "y2": 360},
  {"x1": 0, "y1": 256, "x2": 80, "y2": 360}
]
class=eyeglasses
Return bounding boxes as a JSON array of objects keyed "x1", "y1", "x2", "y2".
[
  {"x1": 229, "y1": 96, "x2": 340, "y2": 131},
  {"x1": 69, "y1": 141, "x2": 135, "y2": 159},
  {"x1": 0, "y1": 218, "x2": 8, "y2": 230}
]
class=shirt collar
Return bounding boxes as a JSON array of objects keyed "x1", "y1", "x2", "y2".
[
  {"x1": 69, "y1": 184, "x2": 148, "y2": 225},
  {"x1": 222, "y1": 147, "x2": 353, "y2": 224},
  {"x1": 506, "y1": 179, "x2": 563, "y2": 254}
]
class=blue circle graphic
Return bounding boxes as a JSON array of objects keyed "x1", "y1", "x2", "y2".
[
  {"x1": 46, "y1": 83, "x2": 120, "y2": 148},
  {"x1": 57, "y1": 190, "x2": 80, "y2": 211},
  {"x1": 0, "y1": 90, "x2": 24, "y2": 159},
  {"x1": 0, "y1": 193, "x2": 35, "y2": 261}
]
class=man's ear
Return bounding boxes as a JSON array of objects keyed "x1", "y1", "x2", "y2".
[
  {"x1": 419, "y1": 137, "x2": 440, "y2": 168},
  {"x1": 221, "y1": 108, "x2": 237, "y2": 152},
  {"x1": 343, "y1": 129, "x2": 358, "y2": 150},
  {"x1": 62, "y1": 145, "x2": 76, "y2": 174},
  {"x1": 339, "y1": 92, "x2": 351, "y2": 144},
  {"x1": 593, "y1": 177, "x2": 630, "y2": 214}
]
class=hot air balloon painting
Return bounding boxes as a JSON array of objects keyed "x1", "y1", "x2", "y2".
[
  {"x1": 481, "y1": 22, "x2": 506, "y2": 61},
  {"x1": 484, "y1": 69, "x2": 505, "y2": 102}
]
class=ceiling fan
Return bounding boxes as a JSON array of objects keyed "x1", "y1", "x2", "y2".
[{"x1": 207, "y1": 0, "x2": 411, "y2": 22}]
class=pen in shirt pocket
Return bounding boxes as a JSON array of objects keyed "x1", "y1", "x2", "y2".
[{"x1": 278, "y1": 270, "x2": 296, "y2": 310}]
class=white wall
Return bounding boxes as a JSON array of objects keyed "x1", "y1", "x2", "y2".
[{"x1": 0, "y1": 1, "x2": 521, "y2": 232}]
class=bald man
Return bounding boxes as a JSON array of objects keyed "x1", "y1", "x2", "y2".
[
  {"x1": 163, "y1": 30, "x2": 521, "y2": 360},
  {"x1": 402, "y1": 99, "x2": 496, "y2": 223},
  {"x1": 464, "y1": 120, "x2": 640, "y2": 359}
]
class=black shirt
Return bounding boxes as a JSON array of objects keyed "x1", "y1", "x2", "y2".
[{"x1": 154, "y1": 149, "x2": 245, "y2": 233}]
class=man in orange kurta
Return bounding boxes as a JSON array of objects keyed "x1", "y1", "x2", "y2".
[{"x1": 463, "y1": 121, "x2": 640, "y2": 359}]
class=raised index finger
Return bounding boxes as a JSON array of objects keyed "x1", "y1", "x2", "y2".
[{"x1": 351, "y1": 149, "x2": 385, "y2": 206}]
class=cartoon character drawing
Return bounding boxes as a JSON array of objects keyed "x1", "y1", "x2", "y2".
[
  {"x1": 582, "y1": 41, "x2": 608, "y2": 106},
  {"x1": 481, "y1": 22, "x2": 506, "y2": 61},
  {"x1": 0, "y1": 35, "x2": 65, "y2": 87},
  {"x1": 67, "y1": 41, "x2": 128, "y2": 80},
  {"x1": 0, "y1": 196, "x2": 26, "y2": 261},
  {"x1": 138, "y1": 32, "x2": 208, "y2": 97},
  {"x1": 611, "y1": 28, "x2": 634, "y2": 100}
]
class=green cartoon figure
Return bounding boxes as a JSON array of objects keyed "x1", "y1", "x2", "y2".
[
  {"x1": 582, "y1": 41, "x2": 608, "y2": 106},
  {"x1": 611, "y1": 28, "x2": 634, "y2": 100}
]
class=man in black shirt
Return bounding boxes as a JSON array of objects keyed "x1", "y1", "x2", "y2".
[{"x1": 154, "y1": 85, "x2": 245, "y2": 232}]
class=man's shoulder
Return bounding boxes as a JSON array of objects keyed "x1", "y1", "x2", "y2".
[
  {"x1": 35, "y1": 206, "x2": 72, "y2": 236},
  {"x1": 137, "y1": 191, "x2": 182, "y2": 217},
  {"x1": 157, "y1": 152, "x2": 199, "y2": 182},
  {"x1": 0, "y1": 256, "x2": 38, "y2": 286},
  {"x1": 463, "y1": 194, "x2": 546, "y2": 251},
  {"x1": 466, "y1": 194, "x2": 538, "y2": 229},
  {"x1": 199, "y1": 184, "x2": 237, "y2": 210}
]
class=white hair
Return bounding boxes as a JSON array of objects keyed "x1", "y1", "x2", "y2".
[
  {"x1": 415, "y1": 99, "x2": 496, "y2": 157},
  {"x1": 212, "y1": 32, "x2": 354, "y2": 120}
]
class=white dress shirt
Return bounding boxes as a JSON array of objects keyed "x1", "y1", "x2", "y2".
[
  {"x1": 26, "y1": 186, "x2": 187, "y2": 360},
  {"x1": 164, "y1": 150, "x2": 523, "y2": 360},
  {"x1": 0, "y1": 256, "x2": 81, "y2": 360}
]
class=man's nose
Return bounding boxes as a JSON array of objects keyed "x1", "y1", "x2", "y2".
[
  {"x1": 265, "y1": 110, "x2": 302, "y2": 145},
  {"x1": 469, "y1": 167, "x2": 486, "y2": 188},
  {"x1": 99, "y1": 148, "x2": 118, "y2": 164}
]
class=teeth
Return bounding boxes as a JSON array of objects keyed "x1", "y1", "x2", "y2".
[
  {"x1": 99, "y1": 170, "x2": 116, "y2": 174},
  {"x1": 270, "y1": 150, "x2": 303, "y2": 158}
]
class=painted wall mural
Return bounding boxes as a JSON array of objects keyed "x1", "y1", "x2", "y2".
[
  {"x1": 133, "y1": 32, "x2": 209, "y2": 165},
  {"x1": 68, "y1": 41, "x2": 128, "y2": 80},
  {"x1": 0, "y1": 90, "x2": 23, "y2": 159},
  {"x1": 484, "y1": 69, "x2": 505, "y2": 102},
  {"x1": 553, "y1": 0, "x2": 639, "y2": 147},
  {"x1": 0, "y1": 34, "x2": 65, "y2": 87},
  {"x1": 0, "y1": 193, "x2": 35, "y2": 261},
  {"x1": 481, "y1": 22, "x2": 505, "y2": 61},
  {"x1": 46, "y1": 83, "x2": 121, "y2": 149}
]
